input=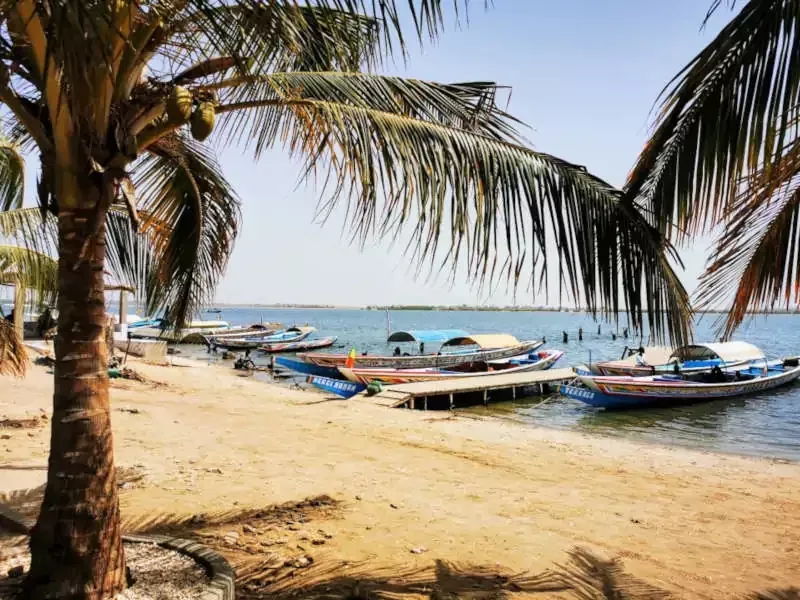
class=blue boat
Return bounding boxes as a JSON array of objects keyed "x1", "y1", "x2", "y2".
[
  {"x1": 127, "y1": 318, "x2": 164, "y2": 329},
  {"x1": 561, "y1": 357, "x2": 800, "y2": 410},
  {"x1": 307, "y1": 375, "x2": 366, "y2": 399},
  {"x1": 274, "y1": 356, "x2": 341, "y2": 378}
]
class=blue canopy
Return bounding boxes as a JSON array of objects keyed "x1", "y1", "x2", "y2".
[{"x1": 387, "y1": 329, "x2": 469, "y2": 343}]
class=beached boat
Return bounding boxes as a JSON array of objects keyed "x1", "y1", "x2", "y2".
[
  {"x1": 339, "y1": 349, "x2": 564, "y2": 385},
  {"x1": 274, "y1": 356, "x2": 342, "y2": 378},
  {"x1": 300, "y1": 334, "x2": 544, "y2": 369},
  {"x1": 590, "y1": 342, "x2": 765, "y2": 377},
  {"x1": 259, "y1": 336, "x2": 337, "y2": 353},
  {"x1": 307, "y1": 375, "x2": 366, "y2": 399},
  {"x1": 209, "y1": 326, "x2": 316, "y2": 350},
  {"x1": 129, "y1": 320, "x2": 239, "y2": 342},
  {"x1": 561, "y1": 358, "x2": 800, "y2": 410},
  {"x1": 203, "y1": 323, "x2": 282, "y2": 340}
]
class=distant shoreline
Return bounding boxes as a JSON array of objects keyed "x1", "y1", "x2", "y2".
[{"x1": 207, "y1": 303, "x2": 800, "y2": 315}]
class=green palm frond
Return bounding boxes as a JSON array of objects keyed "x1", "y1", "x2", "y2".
[
  {"x1": 0, "y1": 319, "x2": 27, "y2": 377},
  {"x1": 624, "y1": 0, "x2": 800, "y2": 241},
  {"x1": 134, "y1": 133, "x2": 241, "y2": 329},
  {"x1": 212, "y1": 71, "x2": 522, "y2": 156},
  {"x1": 696, "y1": 137, "x2": 800, "y2": 338},
  {"x1": 220, "y1": 92, "x2": 690, "y2": 343},
  {"x1": 0, "y1": 244, "x2": 58, "y2": 308},
  {"x1": 176, "y1": 2, "x2": 384, "y2": 78},
  {"x1": 0, "y1": 139, "x2": 25, "y2": 211}
]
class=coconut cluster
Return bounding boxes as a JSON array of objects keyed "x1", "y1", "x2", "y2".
[{"x1": 166, "y1": 86, "x2": 216, "y2": 142}]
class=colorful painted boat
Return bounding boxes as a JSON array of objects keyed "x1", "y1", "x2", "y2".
[
  {"x1": 208, "y1": 326, "x2": 316, "y2": 350},
  {"x1": 338, "y1": 349, "x2": 564, "y2": 385},
  {"x1": 590, "y1": 342, "x2": 763, "y2": 377},
  {"x1": 274, "y1": 356, "x2": 342, "y2": 378},
  {"x1": 307, "y1": 375, "x2": 366, "y2": 399},
  {"x1": 300, "y1": 334, "x2": 544, "y2": 369},
  {"x1": 204, "y1": 324, "x2": 282, "y2": 339},
  {"x1": 561, "y1": 358, "x2": 800, "y2": 410},
  {"x1": 260, "y1": 336, "x2": 337, "y2": 353}
]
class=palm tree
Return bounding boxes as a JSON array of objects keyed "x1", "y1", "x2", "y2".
[
  {"x1": 624, "y1": 0, "x2": 800, "y2": 337},
  {"x1": 0, "y1": 1, "x2": 691, "y2": 598}
]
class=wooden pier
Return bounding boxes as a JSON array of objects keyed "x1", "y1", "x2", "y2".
[{"x1": 361, "y1": 367, "x2": 576, "y2": 409}]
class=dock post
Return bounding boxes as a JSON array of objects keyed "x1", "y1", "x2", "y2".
[
  {"x1": 449, "y1": 393, "x2": 454, "y2": 410},
  {"x1": 483, "y1": 389, "x2": 488, "y2": 406}
]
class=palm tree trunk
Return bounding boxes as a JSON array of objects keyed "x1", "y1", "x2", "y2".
[{"x1": 25, "y1": 191, "x2": 126, "y2": 599}]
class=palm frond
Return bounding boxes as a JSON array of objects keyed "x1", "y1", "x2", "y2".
[
  {"x1": 0, "y1": 139, "x2": 25, "y2": 211},
  {"x1": 0, "y1": 244, "x2": 58, "y2": 308},
  {"x1": 0, "y1": 319, "x2": 27, "y2": 377},
  {"x1": 134, "y1": 133, "x2": 241, "y2": 329},
  {"x1": 624, "y1": 0, "x2": 800, "y2": 241},
  {"x1": 696, "y1": 137, "x2": 800, "y2": 338},
  {"x1": 220, "y1": 95, "x2": 691, "y2": 343},
  {"x1": 213, "y1": 71, "x2": 522, "y2": 156},
  {"x1": 175, "y1": 1, "x2": 385, "y2": 79}
]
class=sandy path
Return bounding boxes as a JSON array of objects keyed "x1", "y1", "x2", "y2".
[{"x1": 2, "y1": 359, "x2": 799, "y2": 598}]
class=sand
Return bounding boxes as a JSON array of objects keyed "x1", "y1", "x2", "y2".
[{"x1": 2, "y1": 358, "x2": 799, "y2": 599}]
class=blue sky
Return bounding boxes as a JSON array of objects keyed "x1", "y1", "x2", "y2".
[{"x1": 214, "y1": 1, "x2": 729, "y2": 307}]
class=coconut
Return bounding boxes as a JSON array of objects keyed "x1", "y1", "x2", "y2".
[
  {"x1": 190, "y1": 102, "x2": 216, "y2": 141},
  {"x1": 167, "y1": 86, "x2": 193, "y2": 124}
]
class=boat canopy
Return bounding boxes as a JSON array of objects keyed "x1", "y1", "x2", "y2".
[
  {"x1": 386, "y1": 329, "x2": 469, "y2": 343},
  {"x1": 287, "y1": 325, "x2": 316, "y2": 335},
  {"x1": 441, "y1": 334, "x2": 520, "y2": 349},
  {"x1": 671, "y1": 342, "x2": 764, "y2": 363}
]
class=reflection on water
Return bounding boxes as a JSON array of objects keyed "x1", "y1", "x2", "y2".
[{"x1": 163, "y1": 307, "x2": 800, "y2": 462}]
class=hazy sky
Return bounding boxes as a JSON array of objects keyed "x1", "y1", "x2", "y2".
[{"x1": 214, "y1": 2, "x2": 729, "y2": 306}]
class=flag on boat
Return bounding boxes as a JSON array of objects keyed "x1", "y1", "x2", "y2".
[{"x1": 345, "y1": 348, "x2": 356, "y2": 368}]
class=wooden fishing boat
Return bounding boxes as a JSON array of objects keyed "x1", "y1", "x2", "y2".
[
  {"x1": 203, "y1": 323, "x2": 282, "y2": 339},
  {"x1": 208, "y1": 326, "x2": 316, "y2": 350},
  {"x1": 259, "y1": 336, "x2": 337, "y2": 353},
  {"x1": 561, "y1": 358, "x2": 800, "y2": 410},
  {"x1": 274, "y1": 356, "x2": 342, "y2": 379},
  {"x1": 307, "y1": 375, "x2": 366, "y2": 399},
  {"x1": 386, "y1": 329, "x2": 470, "y2": 343},
  {"x1": 300, "y1": 334, "x2": 544, "y2": 369},
  {"x1": 589, "y1": 342, "x2": 765, "y2": 377},
  {"x1": 338, "y1": 349, "x2": 563, "y2": 385}
]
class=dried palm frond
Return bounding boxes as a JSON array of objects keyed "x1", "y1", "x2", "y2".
[{"x1": 0, "y1": 319, "x2": 27, "y2": 377}]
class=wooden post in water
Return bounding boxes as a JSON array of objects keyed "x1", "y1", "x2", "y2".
[
  {"x1": 423, "y1": 396, "x2": 428, "y2": 410},
  {"x1": 483, "y1": 389, "x2": 488, "y2": 406},
  {"x1": 449, "y1": 393, "x2": 454, "y2": 410},
  {"x1": 512, "y1": 386, "x2": 516, "y2": 400}
]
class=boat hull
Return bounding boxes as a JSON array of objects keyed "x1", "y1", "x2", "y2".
[
  {"x1": 339, "y1": 349, "x2": 562, "y2": 385},
  {"x1": 562, "y1": 364, "x2": 800, "y2": 409},
  {"x1": 260, "y1": 337, "x2": 337, "y2": 354},
  {"x1": 300, "y1": 340, "x2": 544, "y2": 369},
  {"x1": 307, "y1": 376, "x2": 365, "y2": 399},
  {"x1": 274, "y1": 356, "x2": 341, "y2": 378}
]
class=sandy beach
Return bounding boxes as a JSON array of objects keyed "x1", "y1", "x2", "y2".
[{"x1": 2, "y1": 358, "x2": 799, "y2": 599}]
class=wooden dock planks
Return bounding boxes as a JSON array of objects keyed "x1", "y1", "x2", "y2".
[{"x1": 362, "y1": 367, "x2": 576, "y2": 408}]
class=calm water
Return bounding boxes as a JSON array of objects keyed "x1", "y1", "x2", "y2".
[{"x1": 164, "y1": 307, "x2": 800, "y2": 461}]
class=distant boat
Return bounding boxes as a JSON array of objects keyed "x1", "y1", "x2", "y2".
[
  {"x1": 300, "y1": 333, "x2": 544, "y2": 369},
  {"x1": 562, "y1": 357, "x2": 800, "y2": 410},
  {"x1": 208, "y1": 326, "x2": 316, "y2": 350},
  {"x1": 339, "y1": 349, "x2": 563, "y2": 385},
  {"x1": 260, "y1": 336, "x2": 337, "y2": 354},
  {"x1": 274, "y1": 356, "x2": 341, "y2": 379},
  {"x1": 590, "y1": 342, "x2": 764, "y2": 377}
]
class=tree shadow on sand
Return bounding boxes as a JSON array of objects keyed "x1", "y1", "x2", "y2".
[{"x1": 3, "y1": 489, "x2": 798, "y2": 600}]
